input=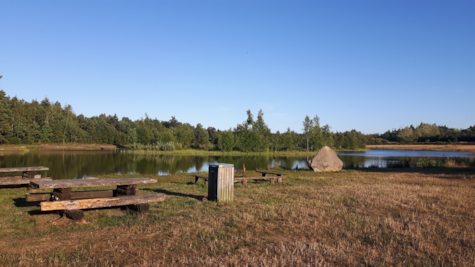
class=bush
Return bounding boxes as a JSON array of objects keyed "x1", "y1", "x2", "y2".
[
  {"x1": 417, "y1": 158, "x2": 448, "y2": 168},
  {"x1": 7, "y1": 137, "x2": 21, "y2": 144}
]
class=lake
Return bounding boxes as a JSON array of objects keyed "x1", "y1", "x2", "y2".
[{"x1": 0, "y1": 149, "x2": 474, "y2": 179}]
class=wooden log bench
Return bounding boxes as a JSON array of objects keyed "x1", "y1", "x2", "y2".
[
  {"x1": 0, "y1": 166, "x2": 49, "y2": 186},
  {"x1": 255, "y1": 170, "x2": 285, "y2": 184},
  {"x1": 192, "y1": 170, "x2": 285, "y2": 187},
  {"x1": 235, "y1": 176, "x2": 282, "y2": 186},
  {"x1": 0, "y1": 166, "x2": 50, "y2": 186},
  {"x1": 28, "y1": 178, "x2": 165, "y2": 220},
  {"x1": 192, "y1": 175, "x2": 208, "y2": 184}
]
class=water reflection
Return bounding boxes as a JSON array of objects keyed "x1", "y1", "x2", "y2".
[{"x1": 0, "y1": 150, "x2": 473, "y2": 179}]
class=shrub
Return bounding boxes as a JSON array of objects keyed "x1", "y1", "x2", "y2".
[{"x1": 7, "y1": 137, "x2": 21, "y2": 144}]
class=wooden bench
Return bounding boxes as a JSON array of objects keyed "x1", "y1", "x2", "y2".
[
  {"x1": 192, "y1": 171, "x2": 284, "y2": 186},
  {"x1": 0, "y1": 166, "x2": 50, "y2": 186},
  {"x1": 28, "y1": 178, "x2": 166, "y2": 220},
  {"x1": 255, "y1": 170, "x2": 285, "y2": 184},
  {"x1": 235, "y1": 176, "x2": 282, "y2": 186},
  {"x1": 192, "y1": 175, "x2": 208, "y2": 184}
]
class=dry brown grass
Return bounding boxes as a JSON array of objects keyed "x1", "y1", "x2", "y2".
[
  {"x1": 1, "y1": 169, "x2": 474, "y2": 266},
  {"x1": 366, "y1": 144, "x2": 475, "y2": 152}
]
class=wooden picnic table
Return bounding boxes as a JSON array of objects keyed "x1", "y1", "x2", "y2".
[
  {"x1": 0, "y1": 166, "x2": 51, "y2": 186},
  {"x1": 192, "y1": 175, "x2": 208, "y2": 184},
  {"x1": 192, "y1": 170, "x2": 285, "y2": 186},
  {"x1": 27, "y1": 177, "x2": 166, "y2": 220},
  {"x1": 255, "y1": 170, "x2": 285, "y2": 183}
]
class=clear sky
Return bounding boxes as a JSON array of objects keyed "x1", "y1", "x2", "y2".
[{"x1": 0, "y1": 0, "x2": 473, "y2": 134}]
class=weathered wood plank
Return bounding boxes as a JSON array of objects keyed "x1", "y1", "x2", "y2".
[
  {"x1": 26, "y1": 190, "x2": 115, "y2": 202},
  {"x1": 71, "y1": 190, "x2": 115, "y2": 200},
  {"x1": 25, "y1": 193, "x2": 52, "y2": 202},
  {"x1": 0, "y1": 176, "x2": 22, "y2": 179},
  {"x1": 30, "y1": 178, "x2": 157, "y2": 189},
  {"x1": 0, "y1": 177, "x2": 52, "y2": 185},
  {"x1": 218, "y1": 165, "x2": 234, "y2": 203},
  {"x1": 0, "y1": 166, "x2": 49, "y2": 173},
  {"x1": 40, "y1": 193, "x2": 167, "y2": 211}
]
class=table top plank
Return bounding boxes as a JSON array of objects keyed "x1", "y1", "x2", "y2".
[
  {"x1": 0, "y1": 166, "x2": 49, "y2": 173},
  {"x1": 30, "y1": 177, "x2": 157, "y2": 189},
  {"x1": 0, "y1": 177, "x2": 52, "y2": 185}
]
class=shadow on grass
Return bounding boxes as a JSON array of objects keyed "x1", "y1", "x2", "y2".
[
  {"x1": 147, "y1": 188, "x2": 204, "y2": 201},
  {"x1": 0, "y1": 184, "x2": 28, "y2": 190},
  {"x1": 13, "y1": 197, "x2": 41, "y2": 208}
]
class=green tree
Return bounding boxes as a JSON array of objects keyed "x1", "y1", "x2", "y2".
[
  {"x1": 193, "y1": 123, "x2": 210, "y2": 149},
  {"x1": 218, "y1": 130, "x2": 235, "y2": 151},
  {"x1": 0, "y1": 90, "x2": 11, "y2": 143}
]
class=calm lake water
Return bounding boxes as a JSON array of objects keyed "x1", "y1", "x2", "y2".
[{"x1": 0, "y1": 150, "x2": 474, "y2": 179}]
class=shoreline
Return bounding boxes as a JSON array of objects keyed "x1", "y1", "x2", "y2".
[{"x1": 366, "y1": 144, "x2": 475, "y2": 153}]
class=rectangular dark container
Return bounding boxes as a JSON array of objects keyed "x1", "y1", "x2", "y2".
[{"x1": 208, "y1": 163, "x2": 234, "y2": 202}]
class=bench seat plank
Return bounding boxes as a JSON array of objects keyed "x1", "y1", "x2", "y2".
[
  {"x1": 0, "y1": 177, "x2": 52, "y2": 185},
  {"x1": 30, "y1": 178, "x2": 157, "y2": 189},
  {"x1": 0, "y1": 166, "x2": 49, "y2": 173},
  {"x1": 26, "y1": 190, "x2": 116, "y2": 202},
  {"x1": 40, "y1": 193, "x2": 166, "y2": 211}
]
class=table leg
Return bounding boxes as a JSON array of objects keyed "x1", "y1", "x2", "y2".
[
  {"x1": 115, "y1": 185, "x2": 137, "y2": 196},
  {"x1": 23, "y1": 171, "x2": 35, "y2": 179},
  {"x1": 126, "y1": 203, "x2": 149, "y2": 215},
  {"x1": 53, "y1": 188, "x2": 71, "y2": 200}
]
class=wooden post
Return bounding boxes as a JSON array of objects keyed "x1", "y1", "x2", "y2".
[
  {"x1": 126, "y1": 203, "x2": 150, "y2": 214},
  {"x1": 243, "y1": 163, "x2": 246, "y2": 177},
  {"x1": 242, "y1": 178, "x2": 247, "y2": 186},
  {"x1": 53, "y1": 188, "x2": 72, "y2": 200},
  {"x1": 115, "y1": 185, "x2": 137, "y2": 196},
  {"x1": 64, "y1": 210, "x2": 84, "y2": 220},
  {"x1": 208, "y1": 164, "x2": 234, "y2": 203}
]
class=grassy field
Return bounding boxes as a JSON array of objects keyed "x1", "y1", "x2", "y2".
[
  {"x1": 1, "y1": 168, "x2": 474, "y2": 266},
  {"x1": 367, "y1": 144, "x2": 475, "y2": 152}
]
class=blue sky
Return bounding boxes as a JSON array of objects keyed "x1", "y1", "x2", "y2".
[{"x1": 0, "y1": 0, "x2": 473, "y2": 134}]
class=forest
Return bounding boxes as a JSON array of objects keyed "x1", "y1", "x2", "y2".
[
  {"x1": 0, "y1": 90, "x2": 366, "y2": 152},
  {"x1": 367, "y1": 123, "x2": 475, "y2": 144}
]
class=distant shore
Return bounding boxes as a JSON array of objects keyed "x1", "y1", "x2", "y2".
[
  {"x1": 2, "y1": 143, "x2": 474, "y2": 154},
  {"x1": 0, "y1": 144, "x2": 368, "y2": 155},
  {"x1": 366, "y1": 144, "x2": 475, "y2": 153},
  {"x1": 0, "y1": 144, "x2": 117, "y2": 152}
]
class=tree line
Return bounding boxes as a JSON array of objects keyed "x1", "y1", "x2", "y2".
[
  {"x1": 366, "y1": 123, "x2": 475, "y2": 144},
  {"x1": 0, "y1": 90, "x2": 366, "y2": 151}
]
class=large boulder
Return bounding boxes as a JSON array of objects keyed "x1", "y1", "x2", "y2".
[{"x1": 307, "y1": 146, "x2": 343, "y2": 172}]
